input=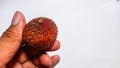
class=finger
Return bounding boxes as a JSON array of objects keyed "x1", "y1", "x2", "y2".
[
  {"x1": 15, "y1": 47, "x2": 29, "y2": 64},
  {"x1": 6, "y1": 59, "x2": 23, "y2": 68},
  {"x1": 51, "y1": 55, "x2": 60, "y2": 67},
  {"x1": 39, "y1": 55, "x2": 60, "y2": 68},
  {"x1": 39, "y1": 53, "x2": 52, "y2": 67},
  {"x1": 0, "y1": 11, "x2": 26, "y2": 67},
  {"x1": 47, "y1": 40, "x2": 60, "y2": 51},
  {"x1": 31, "y1": 55, "x2": 40, "y2": 66},
  {"x1": 23, "y1": 60, "x2": 36, "y2": 68},
  {"x1": 25, "y1": 40, "x2": 60, "y2": 58}
]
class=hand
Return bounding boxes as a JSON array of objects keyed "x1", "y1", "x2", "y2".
[{"x1": 0, "y1": 11, "x2": 60, "y2": 68}]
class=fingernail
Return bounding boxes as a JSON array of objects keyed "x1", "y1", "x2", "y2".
[{"x1": 11, "y1": 11, "x2": 21, "y2": 25}]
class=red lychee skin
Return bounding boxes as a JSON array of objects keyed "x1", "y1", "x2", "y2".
[{"x1": 22, "y1": 17, "x2": 58, "y2": 52}]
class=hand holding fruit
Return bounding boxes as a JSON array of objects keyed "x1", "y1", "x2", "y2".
[{"x1": 0, "y1": 11, "x2": 60, "y2": 68}]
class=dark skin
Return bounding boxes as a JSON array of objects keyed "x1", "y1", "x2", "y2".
[{"x1": 0, "y1": 11, "x2": 60, "y2": 68}]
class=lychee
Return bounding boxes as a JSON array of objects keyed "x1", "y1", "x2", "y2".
[{"x1": 22, "y1": 17, "x2": 58, "y2": 52}]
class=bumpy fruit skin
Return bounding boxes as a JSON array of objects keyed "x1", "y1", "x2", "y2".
[{"x1": 22, "y1": 17, "x2": 58, "y2": 51}]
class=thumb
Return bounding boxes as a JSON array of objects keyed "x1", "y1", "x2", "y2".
[{"x1": 0, "y1": 11, "x2": 26, "y2": 67}]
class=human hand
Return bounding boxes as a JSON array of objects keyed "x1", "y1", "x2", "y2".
[{"x1": 0, "y1": 11, "x2": 60, "y2": 68}]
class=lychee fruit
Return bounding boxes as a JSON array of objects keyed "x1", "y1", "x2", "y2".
[{"x1": 22, "y1": 17, "x2": 58, "y2": 52}]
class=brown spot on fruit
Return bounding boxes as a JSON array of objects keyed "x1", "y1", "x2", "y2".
[{"x1": 38, "y1": 18, "x2": 43, "y2": 23}]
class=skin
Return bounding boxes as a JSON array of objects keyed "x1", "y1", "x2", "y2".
[{"x1": 0, "y1": 11, "x2": 60, "y2": 68}]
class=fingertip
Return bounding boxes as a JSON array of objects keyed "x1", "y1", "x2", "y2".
[
  {"x1": 17, "y1": 11, "x2": 26, "y2": 28},
  {"x1": 39, "y1": 54, "x2": 52, "y2": 67},
  {"x1": 47, "y1": 40, "x2": 60, "y2": 51},
  {"x1": 51, "y1": 55, "x2": 60, "y2": 66},
  {"x1": 56, "y1": 40, "x2": 60, "y2": 48},
  {"x1": 16, "y1": 11, "x2": 25, "y2": 20}
]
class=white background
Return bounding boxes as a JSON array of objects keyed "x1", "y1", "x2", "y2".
[{"x1": 0, "y1": 0, "x2": 120, "y2": 68}]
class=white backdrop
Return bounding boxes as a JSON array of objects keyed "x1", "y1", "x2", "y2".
[{"x1": 0, "y1": 0, "x2": 120, "y2": 68}]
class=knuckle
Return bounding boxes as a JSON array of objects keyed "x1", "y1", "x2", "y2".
[
  {"x1": 2, "y1": 29, "x2": 21, "y2": 42},
  {"x1": 3, "y1": 29, "x2": 17, "y2": 38}
]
